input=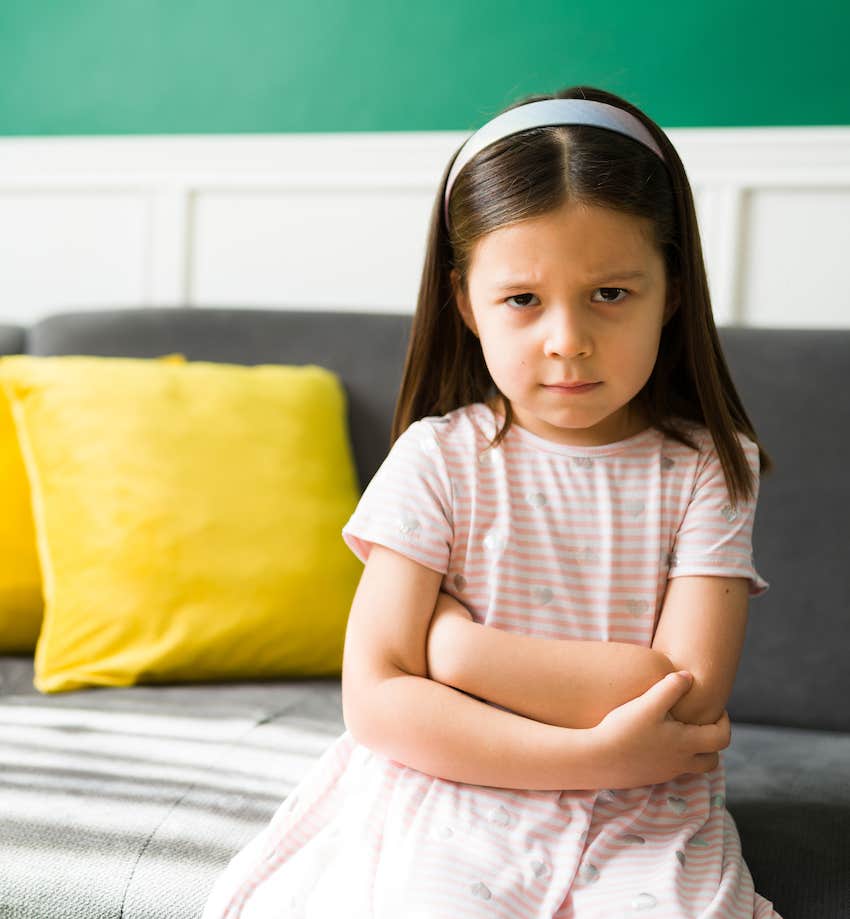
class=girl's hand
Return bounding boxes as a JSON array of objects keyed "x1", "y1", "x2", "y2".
[
  {"x1": 425, "y1": 590, "x2": 474, "y2": 683},
  {"x1": 591, "y1": 671, "x2": 732, "y2": 788}
]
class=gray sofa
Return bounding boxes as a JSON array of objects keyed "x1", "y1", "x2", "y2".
[{"x1": 1, "y1": 306, "x2": 848, "y2": 919}]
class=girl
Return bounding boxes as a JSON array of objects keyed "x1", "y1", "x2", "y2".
[{"x1": 203, "y1": 85, "x2": 781, "y2": 918}]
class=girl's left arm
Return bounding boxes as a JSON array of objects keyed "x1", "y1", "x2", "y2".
[
  {"x1": 649, "y1": 574, "x2": 750, "y2": 726},
  {"x1": 428, "y1": 574, "x2": 748, "y2": 730},
  {"x1": 425, "y1": 591, "x2": 676, "y2": 730}
]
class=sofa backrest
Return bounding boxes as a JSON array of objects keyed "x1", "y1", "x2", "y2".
[
  {"x1": 0, "y1": 324, "x2": 24, "y2": 356},
  {"x1": 2, "y1": 307, "x2": 411, "y2": 495},
  {"x1": 2, "y1": 307, "x2": 848, "y2": 734}
]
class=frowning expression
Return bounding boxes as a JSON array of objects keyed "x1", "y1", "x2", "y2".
[{"x1": 452, "y1": 199, "x2": 678, "y2": 447}]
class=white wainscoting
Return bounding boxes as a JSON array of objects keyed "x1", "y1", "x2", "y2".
[{"x1": 0, "y1": 128, "x2": 848, "y2": 327}]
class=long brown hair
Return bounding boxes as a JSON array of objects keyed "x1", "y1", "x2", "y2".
[{"x1": 392, "y1": 84, "x2": 773, "y2": 507}]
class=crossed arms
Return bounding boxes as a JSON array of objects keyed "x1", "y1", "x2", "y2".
[
  {"x1": 426, "y1": 576, "x2": 750, "y2": 730},
  {"x1": 342, "y1": 544, "x2": 741, "y2": 790}
]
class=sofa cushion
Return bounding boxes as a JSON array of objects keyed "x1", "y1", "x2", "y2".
[
  {"x1": 0, "y1": 655, "x2": 845, "y2": 919},
  {"x1": 721, "y1": 721, "x2": 850, "y2": 917},
  {"x1": 0, "y1": 353, "x2": 363, "y2": 692},
  {"x1": 0, "y1": 329, "x2": 37, "y2": 652},
  {"x1": 24, "y1": 307, "x2": 412, "y2": 495},
  {"x1": 0, "y1": 656, "x2": 345, "y2": 919},
  {"x1": 0, "y1": 354, "x2": 186, "y2": 654},
  {"x1": 0, "y1": 377, "x2": 42, "y2": 651},
  {"x1": 715, "y1": 327, "x2": 850, "y2": 733},
  {"x1": 0, "y1": 323, "x2": 25, "y2": 357}
]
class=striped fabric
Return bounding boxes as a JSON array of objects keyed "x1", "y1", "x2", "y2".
[
  {"x1": 203, "y1": 402, "x2": 780, "y2": 918},
  {"x1": 0, "y1": 655, "x2": 347, "y2": 919}
]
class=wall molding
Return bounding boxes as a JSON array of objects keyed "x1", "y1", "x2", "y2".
[{"x1": 1, "y1": 127, "x2": 848, "y2": 326}]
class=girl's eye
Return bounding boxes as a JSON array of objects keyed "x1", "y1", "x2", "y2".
[
  {"x1": 504, "y1": 293, "x2": 539, "y2": 309},
  {"x1": 593, "y1": 287, "x2": 629, "y2": 304},
  {"x1": 504, "y1": 288, "x2": 629, "y2": 310}
]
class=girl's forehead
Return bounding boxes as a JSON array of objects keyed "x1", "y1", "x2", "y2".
[
  {"x1": 469, "y1": 212, "x2": 660, "y2": 280},
  {"x1": 478, "y1": 204, "x2": 653, "y2": 249}
]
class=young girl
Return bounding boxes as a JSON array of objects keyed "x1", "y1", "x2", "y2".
[{"x1": 203, "y1": 86, "x2": 781, "y2": 918}]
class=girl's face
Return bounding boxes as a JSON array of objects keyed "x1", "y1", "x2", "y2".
[{"x1": 452, "y1": 199, "x2": 678, "y2": 447}]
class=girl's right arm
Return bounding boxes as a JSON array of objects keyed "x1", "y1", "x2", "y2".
[
  {"x1": 342, "y1": 544, "x2": 600, "y2": 790},
  {"x1": 350, "y1": 662, "x2": 603, "y2": 791},
  {"x1": 350, "y1": 661, "x2": 725, "y2": 792},
  {"x1": 342, "y1": 544, "x2": 725, "y2": 791}
]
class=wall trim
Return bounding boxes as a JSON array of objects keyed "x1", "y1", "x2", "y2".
[{"x1": 1, "y1": 127, "x2": 848, "y2": 325}]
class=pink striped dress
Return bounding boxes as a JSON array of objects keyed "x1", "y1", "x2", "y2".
[{"x1": 202, "y1": 401, "x2": 782, "y2": 919}]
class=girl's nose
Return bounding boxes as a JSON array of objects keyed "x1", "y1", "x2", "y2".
[{"x1": 542, "y1": 306, "x2": 592, "y2": 358}]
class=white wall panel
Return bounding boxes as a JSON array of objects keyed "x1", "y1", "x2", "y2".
[
  {"x1": 189, "y1": 187, "x2": 434, "y2": 310},
  {"x1": 0, "y1": 129, "x2": 848, "y2": 327},
  {"x1": 0, "y1": 190, "x2": 150, "y2": 314},
  {"x1": 740, "y1": 188, "x2": 850, "y2": 327}
]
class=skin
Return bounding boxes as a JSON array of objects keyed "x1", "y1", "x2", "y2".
[{"x1": 451, "y1": 198, "x2": 680, "y2": 448}]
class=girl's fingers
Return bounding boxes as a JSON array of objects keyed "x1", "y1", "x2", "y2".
[{"x1": 684, "y1": 717, "x2": 731, "y2": 754}]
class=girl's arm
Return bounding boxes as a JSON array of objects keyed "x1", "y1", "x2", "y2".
[
  {"x1": 352, "y1": 651, "x2": 722, "y2": 793},
  {"x1": 426, "y1": 591, "x2": 676, "y2": 729},
  {"x1": 351, "y1": 661, "x2": 604, "y2": 791}
]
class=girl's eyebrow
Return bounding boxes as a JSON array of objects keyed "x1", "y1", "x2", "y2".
[{"x1": 492, "y1": 269, "x2": 647, "y2": 290}]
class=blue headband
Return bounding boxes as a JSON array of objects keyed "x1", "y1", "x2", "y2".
[{"x1": 443, "y1": 98, "x2": 668, "y2": 230}]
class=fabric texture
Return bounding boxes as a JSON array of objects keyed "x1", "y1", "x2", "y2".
[
  {"x1": 0, "y1": 655, "x2": 348, "y2": 919},
  {"x1": 202, "y1": 402, "x2": 780, "y2": 918},
  {"x1": 0, "y1": 353, "x2": 362, "y2": 692}
]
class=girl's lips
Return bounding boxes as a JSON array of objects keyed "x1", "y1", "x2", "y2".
[{"x1": 546, "y1": 382, "x2": 601, "y2": 393}]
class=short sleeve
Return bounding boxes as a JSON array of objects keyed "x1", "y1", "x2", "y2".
[
  {"x1": 341, "y1": 420, "x2": 454, "y2": 575},
  {"x1": 669, "y1": 431, "x2": 770, "y2": 598}
]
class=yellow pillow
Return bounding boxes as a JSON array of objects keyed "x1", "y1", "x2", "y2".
[
  {"x1": 0, "y1": 353, "x2": 186, "y2": 653},
  {"x1": 0, "y1": 354, "x2": 363, "y2": 693},
  {"x1": 0, "y1": 379, "x2": 42, "y2": 652}
]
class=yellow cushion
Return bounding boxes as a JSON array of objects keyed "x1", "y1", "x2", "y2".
[
  {"x1": 0, "y1": 378, "x2": 42, "y2": 652},
  {"x1": 0, "y1": 353, "x2": 363, "y2": 692},
  {"x1": 0, "y1": 353, "x2": 187, "y2": 653}
]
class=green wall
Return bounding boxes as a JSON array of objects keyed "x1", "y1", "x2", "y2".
[{"x1": 1, "y1": 0, "x2": 847, "y2": 136}]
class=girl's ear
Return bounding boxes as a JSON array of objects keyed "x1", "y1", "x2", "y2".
[{"x1": 451, "y1": 269, "x2": 479, "y2": 338}]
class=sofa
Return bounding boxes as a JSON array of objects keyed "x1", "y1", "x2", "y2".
[{"x1": 0, "y1": 306, "x2": 847, "y2": 919}]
